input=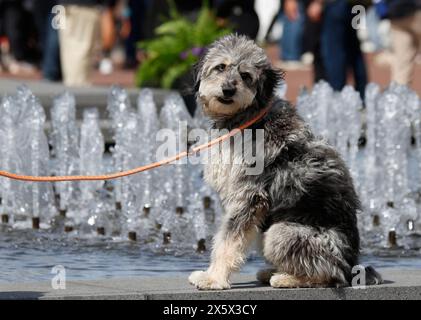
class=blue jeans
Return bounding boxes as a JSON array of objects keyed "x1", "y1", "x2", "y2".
[
  {"x1": 320, "y1": 0, "x2": 367, "y2": 98},
  {"x1": 279, "y1": 2, "x2": 305, "y2": 61},
  {"x1": 42, "y1": 13, "x2": 62, "y2": 81}
]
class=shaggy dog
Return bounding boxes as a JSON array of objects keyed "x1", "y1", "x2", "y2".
[{"x1": 188, "y1": 34, "x2": 381, "y2": 290}]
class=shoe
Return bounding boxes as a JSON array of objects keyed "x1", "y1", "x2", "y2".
[
  {"x1": 99, "y1": 58, "x2": 113, "y2": 75},
  {"x1": 276, "y1": 60, "x2": 308, "y2": 71},
  {"x1": 7, "y1": 59, "x2": 37, "y2": 75}
]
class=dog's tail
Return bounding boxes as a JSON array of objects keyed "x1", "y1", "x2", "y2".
[{"x1": 365, "y1": 266, "x2": 383, "y2": 285}]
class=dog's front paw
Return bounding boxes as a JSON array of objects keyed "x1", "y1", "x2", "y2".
[
  {"x1": 188, "y1": 270, "x2": 206, "y2": 286},
  {"x1": 188, "y1": 271, "x2": 230, "y2": 290}
]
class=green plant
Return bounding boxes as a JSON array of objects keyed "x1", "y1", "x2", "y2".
[{"x1": 136, "y1": 2, "x2": 231, "y2": 89}]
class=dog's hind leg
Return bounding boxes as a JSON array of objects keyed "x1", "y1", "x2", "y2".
[
  {"x1": 263, "y1": 222, "x2": 354, "y2": 288},
  {"x1": 269, "y1": 273, "x2": 328, "y2": 288}
]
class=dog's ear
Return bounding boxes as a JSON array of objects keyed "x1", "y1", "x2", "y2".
[
  {"x1": 193, "y1": 55, "x2": 205, "y2": 93},
  {"x1": 257, "y1": 66, "x2": 284, "y2": 102}
]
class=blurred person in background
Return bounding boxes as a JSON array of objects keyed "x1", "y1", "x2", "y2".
[
  {"x1": 307, "y1": 0, "x2": 368, "y2": 98},
  {"x1": 39, "y1": 0, "x2": 62, "y2": 82},
  {"x1": 281, "y1": 0, "x2": 324, "y2": 78},
  {"x1": 123, "y1": 0, "x2": 150, "y2": 69},
  {"x1": 99, "y1": 0, "x2": 117, "y2": 75},
  {"x1": 301, "y1": 0, "x2": 325, "y2": 81},
  {"x1": 57, "y1": 0, "x2": 116, "y2": 86},
  {"x1": 0, "y1": 0, "x2": 39, "y2": 74},
  {"x1": 98, "y1": 0, "x2": 151, "y2": 73},
  {"x1": 279, "y1": 0, "x2": 305, "y2": 67},
  {"x1": 215, "y1": 0, "x2": 259, "y2": 39},
  {"x1": 375, "y1": 0, "x2": 421, "y2": 86}
]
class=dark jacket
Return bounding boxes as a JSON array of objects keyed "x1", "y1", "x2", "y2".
[{"x1": 216, "y1": 0, "x2": 259, "y2": 39}]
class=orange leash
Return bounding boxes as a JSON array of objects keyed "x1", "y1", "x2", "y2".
[{"x1": 0, "y1": 107, "x2": 269, "y2": 182}]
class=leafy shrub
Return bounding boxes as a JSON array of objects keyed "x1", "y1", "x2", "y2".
[{"x1": 136, "y1": 2, "x2": 231, "y2": 89}]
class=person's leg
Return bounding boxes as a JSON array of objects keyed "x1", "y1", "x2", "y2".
[
  {"x1": 320, "y1": 0, "x2": 347, "y2": 91},
  {"x1": 390, "y1": 12, "x2": 421, "y2": 85},
  {"x1": 390, "y1": 18, "x2": 417, "y2": 85},
  {"x1": 3, "y1": 2, "x2": 26, "y2": 61},
  {"x1": 347, "y1": 19, "x2": 368, "y2": 99},
  {"x1": 42, "y1": 13, "x2": 62, "y2": 81},
  {"x1": 313, "y1": 40, "x2": 325, "y2": 82},
  {"x1": 414, "y1": 11, "x2": 421, "y2": 64},
  {"x1": 59, "y1": 5, "x2": 101, "y2": 86},
  {"x1": 125, "y1": 0, "x2": 145, "y2": 68},
  {"x1": 280, "y1": 3, "x2": 305, "y2": 61},
  {"x1": 303, "y1": 17, "x2": 325, "y2": 82},
  {"x1": 350, "y1": 50, "x2": 368, "y2": 100},
  {"x1": 32, "y1": 0, "x2": 55, "y2": 49}
]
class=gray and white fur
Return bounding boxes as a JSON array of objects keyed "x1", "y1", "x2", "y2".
[{"x1": 188, "y1": 34, "x2": 382, "y2": 290}]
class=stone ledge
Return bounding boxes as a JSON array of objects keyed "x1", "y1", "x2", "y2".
[
  {"x1": 0, "y1": 78, "x2": 172, "y2": 119},
  {"x1": 0, "y1": 78, "x2": 173, "y2": 142},
  {"x1": 0, "y1": 269, "x2": 420, "y2": 300}
]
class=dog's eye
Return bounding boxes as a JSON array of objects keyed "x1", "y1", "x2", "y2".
[
  {"x1": 214, "y1": 64, "x2": 226, "y2": 72},
  {"x1": 240, "y1": 72, "x2": 252, "y2": 82}
]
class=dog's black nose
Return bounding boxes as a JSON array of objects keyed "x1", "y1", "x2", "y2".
[{"x1": 222, "y1": 85, "x2": 236, "y2": 98}]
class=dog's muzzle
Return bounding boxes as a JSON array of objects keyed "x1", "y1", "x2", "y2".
[{"x1": 218, "y1": 83, "x2": 237, "y2": 104}]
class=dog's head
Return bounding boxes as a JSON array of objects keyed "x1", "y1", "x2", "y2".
[{"x1": 194, "y1": 34, "x2": 283, "y2": 119}]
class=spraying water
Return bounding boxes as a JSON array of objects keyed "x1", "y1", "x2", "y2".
[{"x1": 0, "y1": 83, "x2": 420, "y2": 253}]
